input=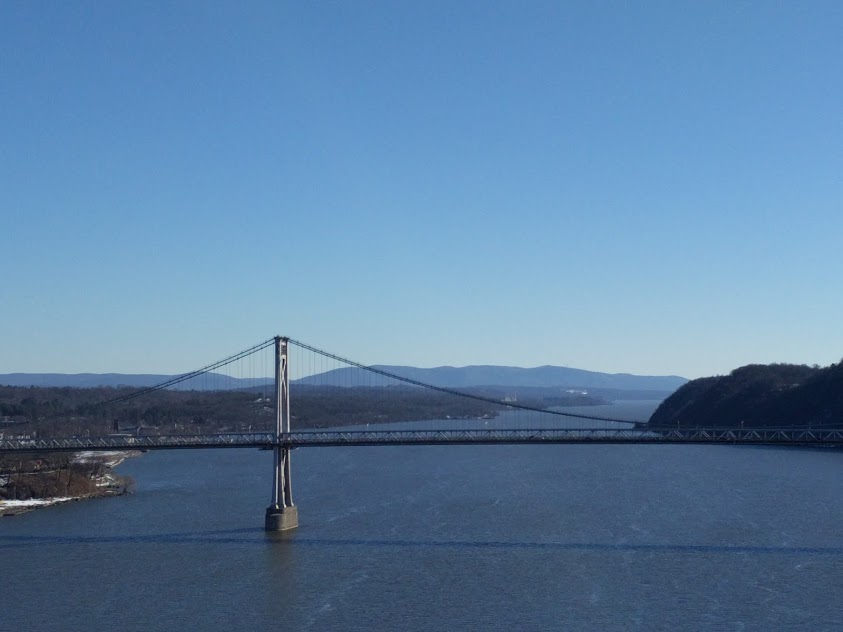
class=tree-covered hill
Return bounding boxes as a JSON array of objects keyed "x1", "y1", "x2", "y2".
[{"x1": 647, "y1": 361, "x2": 843, "y2": 429}]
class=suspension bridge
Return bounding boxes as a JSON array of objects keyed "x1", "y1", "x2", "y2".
[{"x1": 1, "y1": 336, "x2": 841, "y2": 531}]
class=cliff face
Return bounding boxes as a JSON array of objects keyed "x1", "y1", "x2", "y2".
[{"x1": 648, "y1": 362, "x2": 843, "y2": 429}]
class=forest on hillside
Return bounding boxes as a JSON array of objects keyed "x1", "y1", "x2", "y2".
[{"x1": 647, "y1": 361, "x2": 843, "y2": 429}]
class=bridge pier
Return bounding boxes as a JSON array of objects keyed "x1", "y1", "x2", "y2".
[
  {"x1": 265, "y1": 445, "x2": 297, "y2": 530},
  {"x1": 265, "y1": 506, "x2": 298, "y2": 531},
  {"x1": 265, "y1": 336, "x2": 298, "y2": 531}
]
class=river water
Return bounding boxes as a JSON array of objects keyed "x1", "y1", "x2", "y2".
[{"x1": 1, "y1": 402, "x2": 841, "y2": 631}]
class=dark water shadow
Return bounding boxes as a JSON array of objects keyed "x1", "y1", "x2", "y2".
[
  {"x1": 2, "y1": 528, "x2": 842, "y2": 556},
  {"x1": 721, "y1": 443, "x2": 843, "y2": 453}
]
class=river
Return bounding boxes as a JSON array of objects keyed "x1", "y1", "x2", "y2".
[{"x1": 1, "y1": 402, "x2": 841, "y2": 631}]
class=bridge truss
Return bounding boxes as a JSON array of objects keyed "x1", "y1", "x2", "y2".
[{"x1": 2, "y1": 427, "x2": 842, "y2": 452}]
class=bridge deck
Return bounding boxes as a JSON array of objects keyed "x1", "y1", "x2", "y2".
[{"x1": 1, "y1": 428, "x2": 842, "y2": 452}]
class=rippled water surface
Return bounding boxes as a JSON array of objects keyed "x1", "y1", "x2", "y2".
[{"x1": 2, "y1": 402, "x2": 841, "y2": 631}]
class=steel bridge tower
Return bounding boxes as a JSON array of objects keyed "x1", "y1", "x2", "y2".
[{"x1": 265, "y1": 336, "x2": 298, "y2": 531}]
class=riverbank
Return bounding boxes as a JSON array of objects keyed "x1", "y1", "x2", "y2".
[{"x1": 0, "y1": 450, "x2": 140, "y2": 516}]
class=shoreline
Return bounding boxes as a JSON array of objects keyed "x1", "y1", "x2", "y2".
[{"x1": 0, "y1": 450, "x2": 141, "y2": 517}]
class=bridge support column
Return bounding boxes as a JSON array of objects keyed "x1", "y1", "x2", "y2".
[
  {"x1": 265, "y1": 447, "x2": 297, "y2": 530},
  {"x1": 266, "y1": 336, "x2": 298, "y2": 531}
]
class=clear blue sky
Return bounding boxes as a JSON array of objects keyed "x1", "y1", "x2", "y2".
[{"x1": 1, "y1": 1, "x2": 841, "y2": 379}]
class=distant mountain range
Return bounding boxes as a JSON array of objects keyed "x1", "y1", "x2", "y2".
[
  {"x1": 0, "y1": 365, "x2": 687, "y2": 394},
  {"x1": 295, "y1": 365, "x2": 686, "y2": 392},
  {"x1": 0, "y1": 372, "x2": 268, "y2": 390}
]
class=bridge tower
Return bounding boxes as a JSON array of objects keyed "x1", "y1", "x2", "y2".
[{"x1": 265, "y1": 336, "x2": 298, "y2": 531}]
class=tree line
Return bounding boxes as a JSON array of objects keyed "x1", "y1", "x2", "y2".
[{"x1": 0, "y1": 383, "x2": 604, "y2": 438}]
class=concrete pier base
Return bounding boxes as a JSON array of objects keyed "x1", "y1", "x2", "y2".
[{"x1": 265, "y1": 505, "x2": 298, "y2": 531}]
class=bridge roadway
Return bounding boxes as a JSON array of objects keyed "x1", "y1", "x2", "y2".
[{"x1": 2, "y1": 427, "x2": 842, "y2": 452}]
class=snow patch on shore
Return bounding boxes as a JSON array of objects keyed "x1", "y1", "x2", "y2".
[
  {"x1": 74, "y1": 451, "x2": 135, "y2": 467},
  {"x1": 1, "y1": 497, "x2": 73, "y2": 508},
  {"x1": 74, "y1": 450, "x2": 129, "y2": 461}
]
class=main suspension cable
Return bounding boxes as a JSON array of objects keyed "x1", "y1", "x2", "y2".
[
  {"x1": 287, "y1": 337, "x2": 642, "y2": 424},
  {"x1": 90, "y1": 337, "x2": 276, "y2": 408}
]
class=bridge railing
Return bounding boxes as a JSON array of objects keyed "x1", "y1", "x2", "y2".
[
  {"x1": 1, "y1": 427, "x2": 842, "y2": 452},
  {"x1": 281, "y1": 427, "x2": 843, "y2": 446}
]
